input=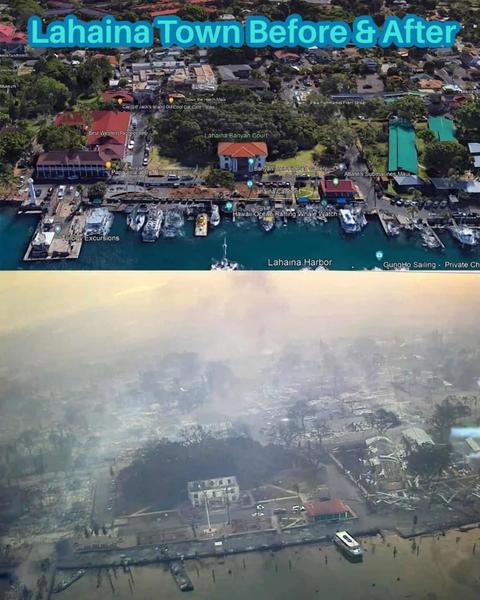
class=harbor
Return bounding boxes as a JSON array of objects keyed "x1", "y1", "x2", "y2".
[
  {"x1": 40, "y1": 528, "x2": 480, "y2": 600},
  {"x1": 1, "y1": 202, "x2": 480, "y2": 271}
]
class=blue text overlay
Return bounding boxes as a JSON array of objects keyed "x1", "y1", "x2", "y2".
[{"x1": 28, "y1": 14, "x2": 461, "y2": 49}]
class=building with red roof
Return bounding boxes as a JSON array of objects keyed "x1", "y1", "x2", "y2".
[
  {"x1": 218, "y1": 141, "x2": 268, "y2": 173},
  {"x1": 54, "y1": 110, "x2": 131, "y2": 161},
  {"x1": 305, "y1": 499, "x2": 351, "y2": 522},
  {"x1": 319, "y1": 178, "x2": 359, "y2": 203},
  {"x1": 102, "y1": 89, "x2": 134, "y2": 105},
  {"x1": 0, "y1": 23, "x2": 28, "y2": 53}
]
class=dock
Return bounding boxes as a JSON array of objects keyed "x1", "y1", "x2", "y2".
[
  {"x1": 377, "y1": 210, "x2": 401, "y2": 237},
  {"x1": 23, "y1": 215, "x2": 85, "y2": 262}
]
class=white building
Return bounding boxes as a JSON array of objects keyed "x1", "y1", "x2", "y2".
[
  {"x1": 217, "y1": 142, "x2": 268, "y2": 173},
  {"x1": 187, "y1": 476, "x2": 239, "y2": 508}
]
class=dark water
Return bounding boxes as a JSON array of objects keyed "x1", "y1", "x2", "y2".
[
  {"x1": 54, "y1": 530, "x2": 480, "y2": 600},
  {"x1": 1, "y1": 208, "x2": 479, "y2": 271}
]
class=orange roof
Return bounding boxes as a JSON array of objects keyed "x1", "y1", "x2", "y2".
[
  {"x1": 92, "y1": 54, "x2": 119, "y2": 67},
  {"x1": 418, "y1": 79, "x2": 443, "y2": 90},
  {"x1": 54, "y1": 111, "x2": 87, "y2": 128},
  {"x1": 218, "y1": 141, "x2": 268, "y2": 158},
  {"x1": 306, "y1": 499, "x2": 349, "y2": 517}
]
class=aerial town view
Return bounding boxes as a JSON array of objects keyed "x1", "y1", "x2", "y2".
[
  {"x1": 0, "y1": 272, "x2": 479, "y2": 599},
  {"x1": 0, "y1": 0, "x2": 479, "y2": 269}
]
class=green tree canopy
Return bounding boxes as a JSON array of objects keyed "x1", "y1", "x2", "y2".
[
  {"x1": 38, "y1": 124, "x2": 86, "y2": 152},
  {"x1": 454, "y1": 98, "x2": 480, "y2": 134},
  {"x1": 424, "y1": 140, "x2": 471, "y2": 176},
  {"x1": 391, "y1": 96, "x2": 426, "y2": 121}
]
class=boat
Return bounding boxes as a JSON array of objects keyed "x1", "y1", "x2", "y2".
[
  {"x1": 211, "y1": 235, "x2": 240, "y2": 271},
  {"x1": 386, "y1": 221, "x2": 400, "y2": 236},
  {"x1": 170, "y1": 561, "x2": 194, "y2": 591},
  {"x1": 126, "y1": 206, "x2": 146, "y2": 232},
  {"x1": 210, "y1": 204, "x2": 220, "y2": 227},
  {"x1": 84, "y1": 208, "x2": 113, "y2": 237},
  {"x1": 163, "y1": 209, "x2": 184, "y2": 238},
  {"x1": 421, "y1": 230, "x2": 441, "y2": 249},
  {"x1": 449, "y1": 225, "x2": 477, "y2": 246},
  {"x1": 195, "y1": 213, "x2": 208, "y2": 236},
  {"x1": 260, "y1": 211, "x2": 274, "y2": 232},
  {"x1": 333, "y1": 531, "x2": 363, "y2": 561},
  {"x1": 53, "y1": 570, "x2": 86, "y2": 593},
  {"x1": 338, "y1": 206, "x2": 367, "y2": 234},
  {"x1": 141, "y1": 207, "x2": 163, "y2": 242}
]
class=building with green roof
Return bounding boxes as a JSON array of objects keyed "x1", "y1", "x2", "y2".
[
  {"x1": 428, "y1": 116, "x2": 456, "y2": 142},
  {"x1": 388, "y1": 118, "x2": 418, "y2": 174}
]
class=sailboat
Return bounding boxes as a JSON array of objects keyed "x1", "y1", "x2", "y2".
[{"x1": 211, "y1": 235, "x2": 240, "y2": 270}]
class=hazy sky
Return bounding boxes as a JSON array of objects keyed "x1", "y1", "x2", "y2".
[{"x1": 1, "y1": 273, "x2": 479, "y2": 355}]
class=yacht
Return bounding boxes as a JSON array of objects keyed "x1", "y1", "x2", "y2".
[
  {"x1": 210, "y1": 204, "x2": 220, "y2": 227},
  {"x1": 141, "y1": 207, "x2": 163, "y2": 242},
  {"x1": 126, "y1": 206, "x2": 146, "y2": 232},
  {"x1": 211, "y1": 236, "x2": 240, "y2": 271},
  {"x1": 449, "y1": 225, "x2": 477, "y2": 246},
  {"x1": 84, "y1": 208, "x2": 113, "y2": 237},
  {"x1": 260, "y1": 210, "x2": 274, "y2": 232},
  {"x1": 339, "y1": 206, "x2": 367, "y2": 234},
  {"x1": 334, "y1": 531, "x2": 363, "y2": 561}
]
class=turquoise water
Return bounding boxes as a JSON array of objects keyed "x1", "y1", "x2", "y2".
[{"x1": 1, "y1": 208, "x2": 479, "y2": 271}]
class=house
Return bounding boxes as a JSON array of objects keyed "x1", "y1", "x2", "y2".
[
  {"x1": 217, "y1": 64, "x2": 252, "y2": 81},
  {"x1": 392, "y1": 174, "x2": 425, "y2": 193},
  {"x1": 191, "y1": 64, "x2": 217, "y2": 92},
  {"x1": 468, "y1": 143, "x2": 480, "y2": 171},
  {"x1": 36, "y1": 150, "x2": 109, "y2": 180},
  {"x1": 417, "y1": 79, "x2": 444, "y2": 91},
  {"x1": 54, "y1": 110, "x2": 131, "y2": 161},
  {"x1": 0, "y1": 23, "x2": 27, "y2": 54},
  {"x1": 218, "y1": 141, "x2": 268, "y2": 173},
  {"x1": 319, "y1": 178, "x2": 358, "y2": 203},
  {"x1": 102, "y1": 89, "x2": 134, "y2": 105},
  {"x1": 187, "y1": 476, "x2": 239, "y2": 508},
  {"x1": 273, "y1": 50, "x2": 301, "y2": 64},
  {"x1": 92, "y1": 53, "x2": 119, "y2": 68},
  {"x1": 305, "y1": 499, "x2": 351, "y2": 523}
]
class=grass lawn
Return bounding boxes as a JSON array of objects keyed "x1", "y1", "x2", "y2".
[
  {"x1": 148, "y1": 148, "x2": 184, "y2": 170},
  {"x1": 267, "y1": 143, "x2": 325, "y2": 171}
]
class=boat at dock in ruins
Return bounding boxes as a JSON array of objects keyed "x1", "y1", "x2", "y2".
[
  {"x1": 169, "y1": 561, "x2": 194, "y2": 591},
  {"x1": 211, "y1": 235, "x2": 240, "y2": 271}
]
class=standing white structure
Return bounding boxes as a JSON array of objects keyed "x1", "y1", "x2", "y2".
[{"x1": 28, "y1": 178, "x2": 38, "y2": 205}]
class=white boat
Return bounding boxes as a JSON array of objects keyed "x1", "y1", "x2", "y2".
[
  {"x1": 386, "y1": 221, "x2": 400, "y2": 236},
  {"x1": 210, "y1": 204, "x2": 220, "y2": 227},
  {"x1": 126, "y1": 207, "x2": 146, "y2": 232},
  {"x1": 211, "y1": 235, "x2": 240, "y2": 271},
  {"x1": 339, "y1": 206, "x2": 367, "y2": 234},
  {"x1": 84, "y1": 208, "x2": 113, "y2": 237},
  {"x1": 334, "y1": 531, "x2": 363, "y2": 561},
  {"x1": 260, "y1": 211, "x2": 274, "y2": 232},
  {"x1": 142, "y1": 207, "x2": 163, "y2": 242},
  {"x1": 449, "y1": 225, "x2": 477, "y2": 246}
]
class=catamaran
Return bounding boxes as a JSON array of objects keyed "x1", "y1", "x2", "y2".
[
  {"x1": 141, "y1": 207, "x2": 163, "y2": 242},
  {"x1": 449, "y1": 225, "x2": 477, "y2": 246},
  {"x1": 126, "y1": 206, "x2": 146, "y2": 232},
  {"x1": 339, "y1": 206, "x2": 367, "y2": 234}
]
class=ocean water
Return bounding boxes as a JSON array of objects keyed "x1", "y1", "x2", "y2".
[
  {"x1": 1, "y1": 208, "x2": 479, "y2": 271},
  {"x1": 53, "y1": 529, "x2": 480, "y2": 600}
]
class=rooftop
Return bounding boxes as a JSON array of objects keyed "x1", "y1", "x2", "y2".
[
  {"x1": 305, "y1": 499, "x2": 349, "y2": 517},
  {"x1": 218, "y1": 141, "x2": 268, "y2": 158}
]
